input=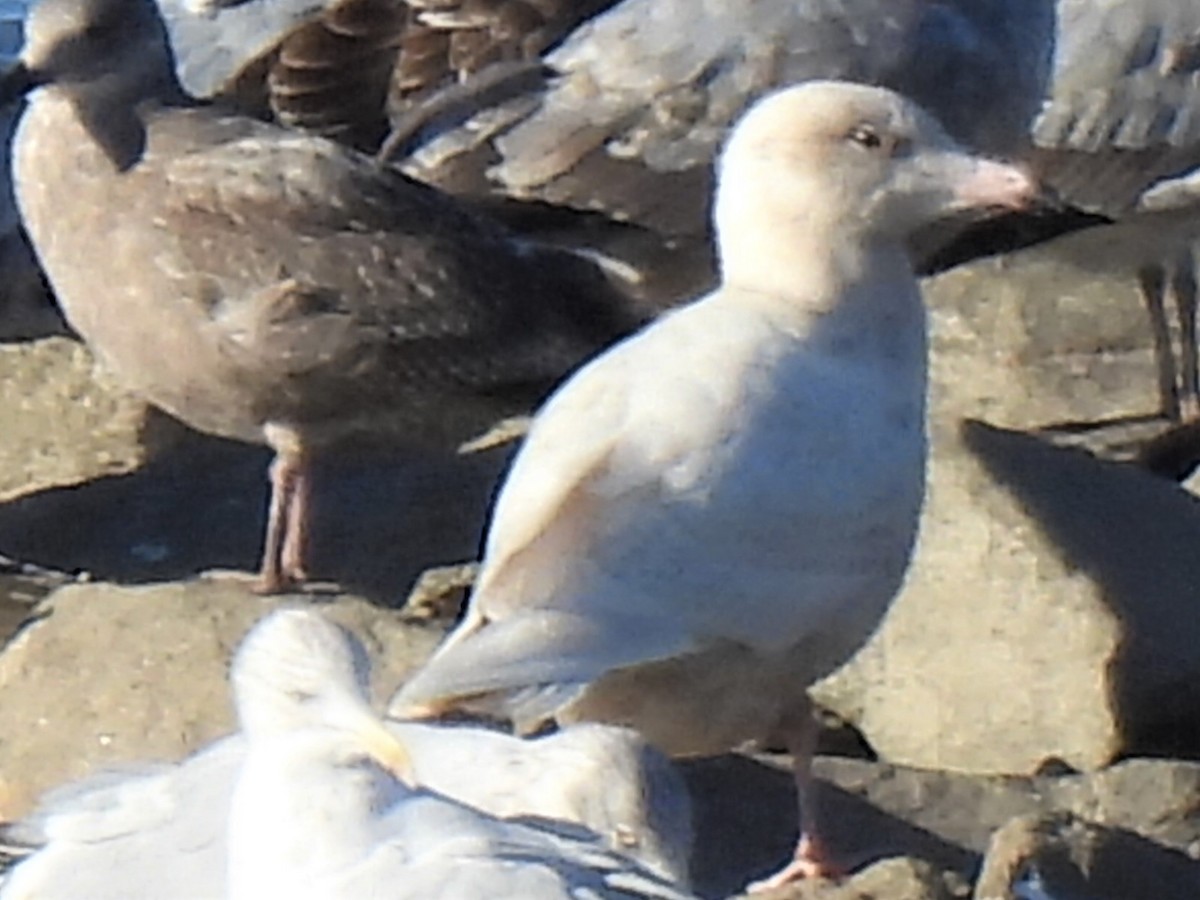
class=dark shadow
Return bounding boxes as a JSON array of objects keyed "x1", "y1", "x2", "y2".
[
  {"x1": 1063, "y1": 824, "x2": 1200, "y2": 897},
  {"x1": 1136, "y1": 419, "x2": 1200, "y2": 480},
  {"x1": 962, "y1": 420, "x2": 1200, "y2": 758},
  {"x1": 682, "y1": 755, "x2": 978, "y2": 899},
  {"x1": 0, "y1": 431, "x2": 511, "y2": 606}
]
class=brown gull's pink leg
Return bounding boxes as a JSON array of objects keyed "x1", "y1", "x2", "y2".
[
  {"x1": 279, "y1": 454, "x2": 312, "y2": 585},
  {"x1": 255, "y1": 450, "x2": 304, "y2": 594}
]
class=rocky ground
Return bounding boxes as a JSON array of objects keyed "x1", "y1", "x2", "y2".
[{"x1": 1, "y1": 227, "x2": 1200, "y2": 899}]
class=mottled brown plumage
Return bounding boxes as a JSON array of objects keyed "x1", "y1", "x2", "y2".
[
  {"x1": 157, "y1": 0, "x2": 1057, "y2": 306},
  {"x1": 4, "y1": 0, "x2": 644, "y2": 591},
  {"x1": 205, "y1": 0, "x2": 615, "y2": 153}
]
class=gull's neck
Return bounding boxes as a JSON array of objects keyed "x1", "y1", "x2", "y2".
[
  {"x1": 28, "y1": 44, "x2": 190, "y2": 172},
  {"x1": 719, "y1": 208, "x2": 916, "y2": 315},
  {"x1": 712, "y1": 180, "x2": 926, "y2": 369},
  {"x1": 726, "y1": 162, "x2": 899, "y2": 285},
  {"x1": 229, "y1": 735, "x2": 403, "y2": 899}
]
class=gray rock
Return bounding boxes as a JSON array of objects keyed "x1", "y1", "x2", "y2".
[
  {"x1": 742, "y1": 857, "x2": 966, "y2": 900},
  {"x1": 813, "y1": 236, "x2": 1200, "y2": 774},
  {"x1": 811, "y1": 756, "x2": 1200, "y2": 866},
  {"x1": 0, "y1": 337, "x2": 188, "y2": 501},
  {"x1": 0, "y1": 567, "x2": 62, "y2": 648},
  {"x1": 0, "y1": 578, "x2": 445, "y2": 819},
  {"x1": 685, "y1": 754, "x2": 1200, "y2": 897},
  {"x1": 973, "y1": 812, "x2": 1200, "y2": 900},
  {"x1": 0, "y1": 432, "x2": 507, "y2": 603}
]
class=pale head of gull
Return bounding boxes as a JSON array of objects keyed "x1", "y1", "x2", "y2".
[
  {"x1": 180, "y1": 0, "x2": 256, "y2": 17},
  {"x1": 229, "y1": 611, "x2": 694, "y2": 900},
  {"x1": 228, "y1": 610, "x2": 417, "y2": 899},
  {"x1": 715, "y1": 80, "x2": 1038, "y2": 299},
  {"x1": 230, "y1": 609, "x2": 414, "y2": 784},
  {"x1": 516, "y1": 722, "x2": 694, "y2": 885}
]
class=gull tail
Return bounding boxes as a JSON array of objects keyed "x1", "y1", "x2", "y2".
[{"x1": 387, "y1": 607, "x2": 693, "y2": 732}]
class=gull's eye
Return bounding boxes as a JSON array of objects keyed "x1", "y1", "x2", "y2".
[
  {"x1": 288, "y1": 689, "x2": 317, "y2": 704},
  {"x1": 847, "y1": 124, "x2": 883, "y2": 150}
]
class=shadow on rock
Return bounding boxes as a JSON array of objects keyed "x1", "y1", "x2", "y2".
[
  {"x1": 963, "y1": 419, "x2": 1200, "y2": 758},
  {"x1": 682, "y1": 754, "x2": 978, "y2": 898},
  {"x1": 0, "y1": 432, "x2": 508, "y2": 605}
]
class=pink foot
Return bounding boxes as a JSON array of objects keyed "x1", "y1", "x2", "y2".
[
  {"x1": 252, "y1": 569, "x2": 301, "y2": 595},
  {"x1": 746, "y1": 835, "x2": 843, "y2": 893}
]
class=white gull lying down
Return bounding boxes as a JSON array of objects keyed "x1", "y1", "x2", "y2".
[
  {"x1": 390, "y1": 81, "x2": 1038, "y2": 889},
  {"x1": 0, "y1": 610, "x2": 693, "y2": 899}
]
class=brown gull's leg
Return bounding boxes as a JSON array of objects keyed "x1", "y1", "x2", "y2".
[
  {"x1": 747, "y1": 699, "x2": 842, "y2": 892},
  {"x1": 280, "y1": 453, "x2": 313, "y2": 585},
  {"x1": 255, "y1": 441, "x2": 309, "y2": 594}
]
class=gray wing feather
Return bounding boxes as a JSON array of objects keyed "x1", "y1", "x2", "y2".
[{"x1": 390, "y1": 607, "x2": 694, "y2": 723}]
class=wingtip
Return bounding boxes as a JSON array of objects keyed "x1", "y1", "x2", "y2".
[{"x1": 387, "y1": 698, "x2": 448, "y2": 721}]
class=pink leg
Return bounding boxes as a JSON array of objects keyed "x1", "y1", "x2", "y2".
[
  {"x1": 280, "y1": 458, "x2": 312, "y2": 584},
  {"x1": 255, "y1": 452, "x2": 303, "y2": 594},
  {"x1": 747, "y1": 702, "x2": 842, "y2": 893}
]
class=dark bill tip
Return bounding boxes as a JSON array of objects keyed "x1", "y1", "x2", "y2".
[{"x1": 0, "y1": 62, "x2": 42, "y2": 108}]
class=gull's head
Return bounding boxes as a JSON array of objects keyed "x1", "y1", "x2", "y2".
[
  {"x1": 546, "y1": 725, "x2": 694, "y2": 885},
  {"x1": 715, "y1": 81, "x2": 1038, "y2": 268},
  {"x1": 0, "y1": 0, "x2": 174, "y2": 104},
  {"x1": 231, "y1": 609, "x2": 415, "y2": 786}
]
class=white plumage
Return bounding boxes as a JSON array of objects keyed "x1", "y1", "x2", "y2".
[
  {"x1": 0, "y1": 610, "x2": 693, "y2": 899},
  {"x1": 392, "y1": 80, "x2": 1038, "y2": 887}
]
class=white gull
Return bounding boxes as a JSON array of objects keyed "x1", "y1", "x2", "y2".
[
  {"x1": 390, "y1": 80, "x2": 1038, "y2": 889},
  {"x1": 0, "y1": 610, "x2": 692, "y2": 898}
]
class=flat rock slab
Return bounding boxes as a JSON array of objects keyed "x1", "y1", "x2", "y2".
[
  {"x1": 0, "y1": 337, "x2": 187, "y2": 501},
  {"x1": 0, "y1": 578, "x2": 446, "y2": 819},
  {"x1": 814, "y1": 239, "x2": 1200, "y2": 774}
]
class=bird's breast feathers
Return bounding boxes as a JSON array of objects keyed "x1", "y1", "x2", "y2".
[{"x1": 479, "y1": 297, "x2": 926, "y2": 648}]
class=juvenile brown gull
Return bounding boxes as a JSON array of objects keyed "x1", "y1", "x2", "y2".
[{"x1": 0, "y1": 0, "x2": 645, "y2": 592}]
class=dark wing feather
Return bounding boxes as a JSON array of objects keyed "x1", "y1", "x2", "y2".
[{"x1": 1034, "y1": 0, "x2": 1200, "y2": 216}]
